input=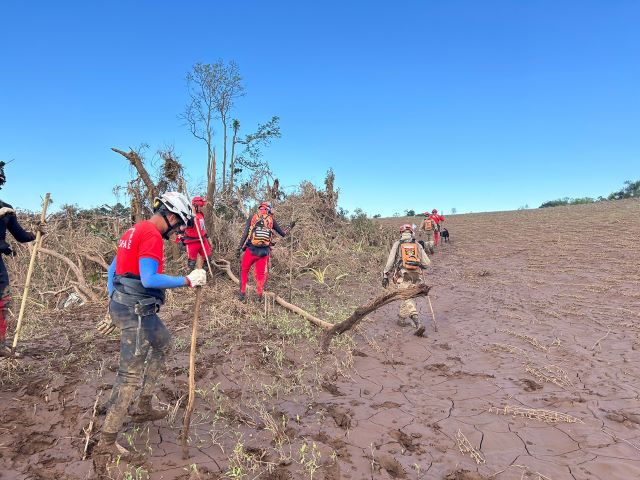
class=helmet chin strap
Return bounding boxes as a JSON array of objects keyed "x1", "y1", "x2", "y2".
[{"x1": 161, "y1": 214, "x2": 180, "y2": 240}]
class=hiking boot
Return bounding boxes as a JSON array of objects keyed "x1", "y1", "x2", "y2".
[
  {"x1": 414, "y1": 325, "x2": 426, "y2": 337},
  {"x1": 238, "y1": 292, "x2": 246, "y2": 302},
  {"x1": 129, "y1": 395, "x2": 168, "y2": 422},
  {"x1": 255, "y1": 294, "x2": 264, "y2": 304},
  {"x1": 0, "y1": 342, "x2": 19, "y2": 358}
]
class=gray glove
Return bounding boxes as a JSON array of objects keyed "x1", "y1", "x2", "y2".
[
  {"x1": 97, "y1": 312, "x2": 116, "y2": 335},
  {"x1": 0, "y1": 207, "x2": 15, "y2": 218}
]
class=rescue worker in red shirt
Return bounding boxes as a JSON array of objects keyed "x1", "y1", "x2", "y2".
[
  {"x1": 93, "y1": 192, "x2": 206, "y2": 462},
  {"x1": 430, "y1": 209, "x2": 445, "y2": 247},
  {"x1": 181, "y1": 196, "x2": 212, "y2": 271},
  {"x1": 235, "y1": 201, "x2": 292, "y2": 302},
  {"x1": 0, "y1": 161, "x2": 43, "y2": 356}
]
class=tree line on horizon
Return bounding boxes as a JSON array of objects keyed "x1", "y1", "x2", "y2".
[{"x1": 539, "y1": 179, "x2": 639, "y2": 208}]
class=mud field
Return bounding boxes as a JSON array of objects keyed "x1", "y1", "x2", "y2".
[{"x1": 1, "y1": 199, "x2": 640, "y2": 479}]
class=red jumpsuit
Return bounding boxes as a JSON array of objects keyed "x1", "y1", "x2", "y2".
[
  {"x1": 182, "y1": 212, "x2": 211, "y2": 267},
  {"x1": 430, "y1": 214, "x2": 445, "y2": 246},
  {"x1": 237, "y1": 215, "x2": 287, "y2": 297}
]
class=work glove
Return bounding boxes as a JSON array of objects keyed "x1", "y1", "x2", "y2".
[
  {"x1": 382, "y1": 276, "x2": 389, "y2": 288},
  {"x1": 97, "y1": 311, "x2": 116, "y2": 335},
  {"x1": 0, "y1": 207, "x2": 15, "y2": 218},
  {"x1": 186, "y1": 268, "x2": 207, "y2": 287}
]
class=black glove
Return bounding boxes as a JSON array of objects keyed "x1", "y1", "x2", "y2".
[
  {"x1": 235, "y1": 247, "x2": 242, "y2": 259},
  {"x1": 382, "y1": 276, "x2": 389, "y2": 288}
]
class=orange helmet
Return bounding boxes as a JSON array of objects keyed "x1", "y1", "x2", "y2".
[
  {"x1": 192, "y1": 196, "x2": 206, "y2": 207},
  {"x1": 432, "y1": 209, "x2": 438, "y2": 214},
  {"x1": 399, "y1": 224, "x2": 414, "y2": 234}
]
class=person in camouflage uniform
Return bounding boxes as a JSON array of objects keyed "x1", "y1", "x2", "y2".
[{"x1": 382, "y1": 224, "x2": 431, "y2": 336}]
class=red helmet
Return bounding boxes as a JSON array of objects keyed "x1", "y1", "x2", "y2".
[
  {"x1": 432, "y1": 209, "x2": 438, "y2": 214},
  {"x1": 192, "y1": 196, "x2": 206, "y2": 207},
  {"x1": 399, "y1": 223, "x2": 414, "y2": 234},
  {"x1": 259, "y1": 201, "x2": 272, "y2": 213}
]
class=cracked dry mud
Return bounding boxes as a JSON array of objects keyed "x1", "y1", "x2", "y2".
[{"x1": 1, "y1": 199, "x2": 640, "y2": 479}]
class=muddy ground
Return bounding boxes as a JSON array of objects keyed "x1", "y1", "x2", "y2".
[{"x1": 1, "y1": 199, "x2": 640, "y2": 479}]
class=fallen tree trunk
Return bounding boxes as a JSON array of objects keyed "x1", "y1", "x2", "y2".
[
  {"x1": 212, "y1": 258, "x2": 333, "y2": 330},
  {"x1": 322, "y1": 284, "x2": 431, "y2": 352},
  {"x1": 38, "y1": 247, "x2": 100, "y2": 302}
]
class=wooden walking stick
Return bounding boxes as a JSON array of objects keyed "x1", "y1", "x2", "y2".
[
  {"x1": 12, "y1": 193, "x2": 51, "y2": 352},
  {"x1": 181, "y1": 256, "x2": 203, "y2": 458},
  {"x1": 427, "y1": 295, "x2": 438, "y2": 332},
  {"x1": 421, "y1": 269, "x2": 438, "y2": 333},
  {"x1": 193, "y1": 217, "x2": 214, "y2": 279}
]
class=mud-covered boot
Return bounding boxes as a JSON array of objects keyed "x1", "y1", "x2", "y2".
[
  {"x1": 93, "y1": 432, "x2": 133, "y2": 466},
  {"x1": 0, "y1": 338, "x2": 18, "y2": 358},
  {"x1": 0, "y1": 344, "x2": 12, "y2": 357},
  {"x1": 411, "y1": 315, "x2": 426, "y2": 337},
  {"x1": 130, "y1": 395, "x2": 168, "y2": 422}
]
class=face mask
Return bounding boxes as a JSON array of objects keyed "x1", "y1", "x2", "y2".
[{"x1": 401, "y1": 232, "x2": 412, "y2": 241}]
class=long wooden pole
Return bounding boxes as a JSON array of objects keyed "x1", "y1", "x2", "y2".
[
  {"x1": 12, "y1": 193, "x2": 51, "y2": 351},
  {"x1": 181, "y1": 256, "x2": 203, "y2": 458},
  {"x1": 193, "y1": 215, "x2": 214, "y2": 279}
]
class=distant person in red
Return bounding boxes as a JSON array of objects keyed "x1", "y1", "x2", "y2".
[
  {"x1": 180, "y1": 196, "x2": 212, "y2": 271},
  {"x1": 430, "y1": 209, "x2": 445, "y2": 247},
  {"x1": 235, "y1": 201, "x2": 293, "y2": 302}
]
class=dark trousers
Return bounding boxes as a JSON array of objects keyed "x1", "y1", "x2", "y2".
[{"x1": 102, "y1": 299, "x2": 171, "y2": 434}]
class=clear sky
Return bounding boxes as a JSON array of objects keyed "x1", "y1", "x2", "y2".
[{"x1": 1, "y1": 1, "x2": 638, "y2": 216}]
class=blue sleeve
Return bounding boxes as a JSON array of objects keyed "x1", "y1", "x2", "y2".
[
  {"x1": 139, "y1": 258, "x2": 187, "y2": 289},
  {"x1": 107, "y1": 257, "x2": 116, "y2": 296}
]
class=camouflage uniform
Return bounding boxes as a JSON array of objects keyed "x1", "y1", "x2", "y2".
[
  {"x1": 383, "y1": 233, "x2": 431, "y2": 324},
  {"x1": 418, "y1": 217, "x2": 435, "y2": 251}
]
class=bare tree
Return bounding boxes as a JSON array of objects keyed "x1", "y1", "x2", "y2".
[{"x1": 181, "y1": 61, "x2": 244, "y2": 226}]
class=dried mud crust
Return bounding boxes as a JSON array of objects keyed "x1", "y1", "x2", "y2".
[{"x1": 1, "y1": 199, "x2": 640, "y2": 479}]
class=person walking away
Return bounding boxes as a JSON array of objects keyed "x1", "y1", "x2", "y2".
[
  {"x1": 182, "y1": 196, "x2": 213, "y2": 271},
  {"x1": 382, "y1": 224, "x2": 431, "y2": 336},
  {"x1": 235, "y1": 201, "x2": 292, "y2": 302},
  {"x1": 0, "y1": 162, "x2": 44, "y2": 356},
  {"x1": 430, "y1": 209, "x2": 445, "y2": 247},
  {"x1": 94, "y1": 192, "x2": 206, "y2": 461},
  {"x1": 418, "y1": 212, "x2": 435, "y2": 254}
]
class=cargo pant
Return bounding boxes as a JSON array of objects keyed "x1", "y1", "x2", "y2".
[
  {"x1": 394, "y1": 270, "x2": 422, "y2": 319},
  {"x1": 421, "y1": 230, "x2": 434, "y2": 249},
  {"x1": 102, "y1": 299, "x2": 171, "y2": 435}
]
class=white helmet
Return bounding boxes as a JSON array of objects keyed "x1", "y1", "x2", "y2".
[{"x1": 153, "y1": 192, "x2": 194, "y2": 227}]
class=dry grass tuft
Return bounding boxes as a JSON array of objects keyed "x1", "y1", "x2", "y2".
[
  {"x1": 489, "y1": 405, "x2": 583, "y2": 424},
  {"x1": 455, "y1": 429, "x2": 485, "y2": 464}
]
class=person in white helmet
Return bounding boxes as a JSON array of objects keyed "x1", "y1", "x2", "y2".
[
  {"x1": 382, "y1": 223, "x2": 431, "y2": 336},
  {"x1": 94, "y1": 192, "x2": 206, "y2": 462}
]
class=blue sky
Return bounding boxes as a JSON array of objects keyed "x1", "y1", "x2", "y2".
[{"x1": 1, "y1": 1, "x2": 638, "y2": 216}]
